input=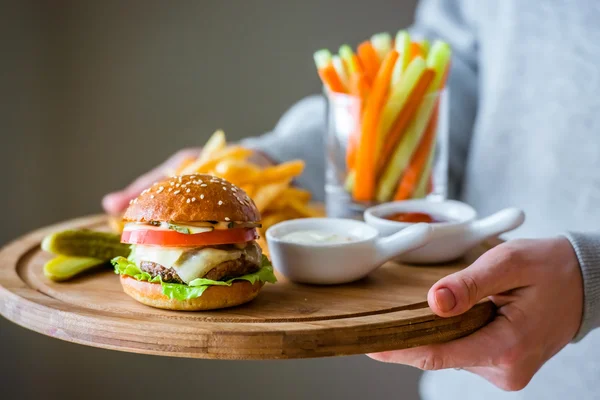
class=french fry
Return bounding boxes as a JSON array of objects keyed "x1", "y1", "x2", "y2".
[
  {"x1": 181, "y1": 146, "x2": 253, "y2": 175},
  {"x1": 252, "y1": 179, "x2": 291, "y2": 213},
  {"x1": 240, "y1": 184, "x2": 256, "y2": 198},
  {"x1": 286, "y1": 198, "x2": 322, "y2": 218},
  {"x1": 259, "y1": 160, "x2": 305, "y2": 183},
  {"x1": 214, "y1": 159, "x2": 261, "y2": 185},
  {"x1": 169, "y1": 130, "x2": 321, "y2": 244},
  {"x1": 282, "y1": 187, "x2": 312, "y2": 203}
]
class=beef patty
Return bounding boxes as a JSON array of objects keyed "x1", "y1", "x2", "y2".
[{"x1": 139, "y1": 242, "x2": 261, "y2": 283}]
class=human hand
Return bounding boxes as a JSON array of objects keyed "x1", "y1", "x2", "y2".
[
  {"x1": 102, "y1": 148, "x2": 202, "y2": 215},
  {"x1": 368, "y1": 237, "x2": 583, "y2": 391}
]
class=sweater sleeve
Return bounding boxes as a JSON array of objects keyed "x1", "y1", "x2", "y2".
[
  {"x1": 564, "y1": 232, "x2": 600, "y2": 341},
  {"x1": 241, "y1": 0, "x2": 480, "y2": 201},
  {"x1": 240, "y1": 95, "x2": 327, "y2": 202}
]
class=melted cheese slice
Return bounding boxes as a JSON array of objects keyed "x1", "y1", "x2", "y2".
[{"x1": 130, "y1": 245, "x2": 242, "y2": 284}]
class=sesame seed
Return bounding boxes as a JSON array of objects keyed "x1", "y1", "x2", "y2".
[
  {"x1": 191, "y1": 197, "x2": 196, "y2": 202},
  {"x1": 150, "y1": 195, "x2": 155, "y2": 199},
  {"x1": 170, "y1": 182, "x2": 174, "y2": 186},
  {"x1": 186, "y1": 198, "x2": 191, "y2": 203},
  {"x1": 222, "y1": 187, "x2": 227, "y2": 191},
  {"x1": 225, "y1": 217, "x2": 230, "y2": 221},
  {"x1": 186, "y1": 188, "x2": 191, "y2": 193},
  {"x1": 231, "y1": 188, "x2": 237, "y2": 192},
  {"x1": 174, "y1": 190, "x2": 180, "y2": 195},
  {"x1": 201, "y1": 184, "x2": 208, "y2": 187},
  {"x1": 178, "y1": 176, "x2": 182, "y2": 182},
  {"x1": 200, "y1": 194, "x2": 204, "y2": 199},
  {"x1": 218, "y1": 201, "x2": 223, "y2": 206},
  {"x1": 176, "y1": 183, "x2": 180, "y2": 187},
  {"x1": 168, "y1": 187, "x2": 173, "y2": 192},
  {"x1": 129, "y1": 200, "x2": 133, "y2": 205},
  {"x1": 133, "y1": 198, "x2": 137, "y2": 204}
]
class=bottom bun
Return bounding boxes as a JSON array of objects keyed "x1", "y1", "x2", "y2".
[{"x1": 120, "y1": 275, "x2": 264, "y2": 311}]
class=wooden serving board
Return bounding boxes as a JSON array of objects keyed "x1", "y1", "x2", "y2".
[{"x1": 0, "y1": 215, "x2": 496, "y2": 360}]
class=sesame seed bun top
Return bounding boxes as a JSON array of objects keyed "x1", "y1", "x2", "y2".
[{"x1": 123, "y1": 174, "x2": 260, "y2": 223}]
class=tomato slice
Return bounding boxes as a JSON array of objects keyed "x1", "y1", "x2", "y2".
[{"x1": 121, "y1": 228, "x2": 258, "y2": 247}]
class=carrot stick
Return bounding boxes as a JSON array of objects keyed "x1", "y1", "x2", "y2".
[
  {"x1": 377, "y1": 56, "x2": 427, "y2": 157},
  {"x1": 352, "y1": 54, "x2": 365, "y2": 75},
  {"x1": 339, "y1": 45, "x2": 370, "y2": 171},
  {"x1": 332, "y1": 55, "x2": 350, "y2": 89},
  {"x1": 314, "y1": 49, "x2": 347, "y2": 93},
  {"x1": 318, "y1": 64, "x2": 347, "y2": 93},
  {"x1": 352, "y1": 50, "x2": 399, "y2": 201},
  {"x1": 426, "y1": 174, "x2": 434, "y2": 194},
  {"x1": 347, "y1": 138, "x2": 357, "y2": 169},
  {"x1": 346, "y1": 72, "x2": 370, "y2": 170},
  {"x1": 393, "y1": 103, "x2": 439, "y2": 200},
  {"x1": 376, "y1": 69, "x2": 435, "y2": 175},
  {"x1": 357, "y1": 41, "x2": 381, "y2": 84},
  {"x1": 408, "y1": 42, "x2": 424, "y2": 61},
  {"x1": 413, "y1": 150, "x2": 435, "y2": 199}
]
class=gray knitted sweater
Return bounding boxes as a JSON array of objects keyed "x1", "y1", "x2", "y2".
[{"x1": 243, "y1": 0, "x2": 600, "y2": 398}]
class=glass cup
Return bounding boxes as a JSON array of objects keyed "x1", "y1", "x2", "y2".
[{"x1": 325, "y1": 88, "x2": 449, "y2": 219}]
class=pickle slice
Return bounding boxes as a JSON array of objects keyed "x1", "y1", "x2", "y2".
[
  {"x1": 42, "y1": 229, "x2": 130, "y2": 260},
  {"x1": 44, "y1": 256, "x2": 107, "y2": 281}
]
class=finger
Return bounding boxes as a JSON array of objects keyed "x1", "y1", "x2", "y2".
[
  {"x1": 427, "y1": 244, "x2": 532, "y2": 317},
  {"x1": 367, "y1": 315, "x2": 511, "y2": 370},
  {"x1": 102, "y1": 148, "x2": 201, "y2": 215}
]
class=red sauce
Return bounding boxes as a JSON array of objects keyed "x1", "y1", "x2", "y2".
[{"x1": 384, "y1": 212, "x2": 443, "y2": 223}]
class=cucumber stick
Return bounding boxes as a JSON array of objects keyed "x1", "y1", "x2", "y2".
[
  {"x1": 371, "y1": 32, "x2": 392, "y2": 61},
  {"x1": 332, "y1": 55, "x2": 349, "y2": 87},
  {"x1": 427, "y1": 41, "x2": 452, "y2": 91},
  {"x1": 392, "y1": 30, "x2": 411, "y2": 84},
  {"x1": 376, "y1": 94, "x2": 438, "y2": 202},
  {"x1": 339, "y1": 45, "x2": 358, "y2": 74},
  {"x1": 413, "y1": 146, "x2": 436, "y2": 199},
  {"x1": 419, "y1": 39, "x2": 431, "y2": 57},
  {"x1": 377, "y1": 57, "x2": 427, "y2": 154}
]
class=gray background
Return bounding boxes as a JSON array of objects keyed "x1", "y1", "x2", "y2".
[{"x1": 0, "y1": 1, "x2": 422, "y2": 399}]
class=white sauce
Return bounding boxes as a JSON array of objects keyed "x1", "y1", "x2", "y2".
[{"x1": 281, "y1": 230, "x2": 356, "y2": 245}]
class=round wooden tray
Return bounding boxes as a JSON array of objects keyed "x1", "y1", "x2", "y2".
[{"x1": 0, "y1": 215, "x2": 495, "y2": 360}]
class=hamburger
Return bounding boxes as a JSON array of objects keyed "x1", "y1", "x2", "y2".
[{"x1": 111, "y1": 174, "x2": 276, "y2": 310}]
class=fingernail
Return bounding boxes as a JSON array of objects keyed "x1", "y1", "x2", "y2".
[{"x1": 434, "y1": 288, "x2": 456, "y2": 313}]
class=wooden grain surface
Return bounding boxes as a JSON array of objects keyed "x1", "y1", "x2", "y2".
[{"x1": 0, "y1": 215, "x2": 496, "y2": 360}]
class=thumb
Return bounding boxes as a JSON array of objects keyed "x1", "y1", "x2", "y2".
[{"x1": 427, "y1": 245, "x2": 530, "y2": 317}]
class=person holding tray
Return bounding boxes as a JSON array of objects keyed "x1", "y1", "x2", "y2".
[{"x1": 103, "y1": 0, "x2": 600, "y2": 398}]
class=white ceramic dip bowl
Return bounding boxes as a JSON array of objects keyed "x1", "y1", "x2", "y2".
[
  {"x1": 364, "y1": 199, "x2": 525, "y2": 264},
  {"x1": 266, "y1": 217, "x2": 432, "y2": 284}
]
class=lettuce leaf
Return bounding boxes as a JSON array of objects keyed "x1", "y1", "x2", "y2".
[{"x1": 111, "y1": 254, "x2": 276, "y2": 301}]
